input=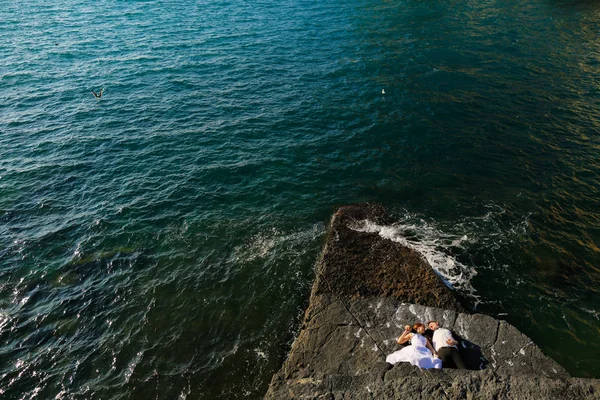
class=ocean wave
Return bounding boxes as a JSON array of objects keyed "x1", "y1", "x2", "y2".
[
  {"x1": 349, "y1": 217, "x2": 478, "y2": 299},
  {"x1": 348, "y1": 206, "x2": 533, "y2": 303}
]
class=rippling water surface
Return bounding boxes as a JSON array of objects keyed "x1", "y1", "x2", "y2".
[{"x1": 1, "y1": 0, "x2": 600, "y2": 398}]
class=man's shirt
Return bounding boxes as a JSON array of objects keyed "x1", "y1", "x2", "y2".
[{"x1": 432, "y1": 328, "x2": 457, "y2": 352}]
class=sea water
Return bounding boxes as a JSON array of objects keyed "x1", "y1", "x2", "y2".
[{"x1": 1, "y1": 0, "x2": 599, "y2": 398}]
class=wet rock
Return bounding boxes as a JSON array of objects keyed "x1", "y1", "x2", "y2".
[{"x1": 313, "y1": 204, "x2": 466, "y2": 312}]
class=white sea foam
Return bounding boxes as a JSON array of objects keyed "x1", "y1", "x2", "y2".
[
  {"x1": 254, "y1": 348, "x2": 267, "y2": 360},
  {"x1": 350, "y1": 218, "x2": 479, "y2": 299},
  {"x1": 232, "y1": 223, "x2": 324, "y2": 264},
  {"x1": 582, "y1": 308, "x2": 600, "y2": 320},
  {"x1": 347, "y1": 206, "x2": 533, "y2": 305}
]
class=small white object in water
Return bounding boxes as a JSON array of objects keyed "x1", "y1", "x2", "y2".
[{"x1": 382, "y1": 89, "x2": 385, "y2": 94}]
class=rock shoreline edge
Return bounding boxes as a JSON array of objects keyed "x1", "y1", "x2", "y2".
[{"x1": 265, "y1": 204, "x2": 600, "y2": 399}]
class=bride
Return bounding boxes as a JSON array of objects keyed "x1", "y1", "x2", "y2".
[{"x1": 386, "y1": 323, "x2": 442, "y2": 369}]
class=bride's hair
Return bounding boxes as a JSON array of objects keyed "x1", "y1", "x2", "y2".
[{"x1": 413, "y1": 323, "x2": 425, "y2": 331}]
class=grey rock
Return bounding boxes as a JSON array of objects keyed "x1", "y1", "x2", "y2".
[{"x1": 264, "y1": 204, "x2": 600, "y2": 399}]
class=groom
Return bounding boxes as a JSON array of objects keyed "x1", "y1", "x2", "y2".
[{"x1": 428, "y1": 321, "x2": 466, "y2": 369}]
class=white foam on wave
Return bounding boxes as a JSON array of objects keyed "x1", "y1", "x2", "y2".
[
  {"x1": 582, "y1": 308, "x2": 600, "y2": 320},
  {"x1": 232, "y1": 223, "x2": 324, "y2": 264},
  {"x1": 254, "y1": 348, "x2": 268, "y2": 360},
  {"x1": 349, "y1": 216, "x2": 479, "y2": 300},
  {"x1": 346, "y1": 205, "x2": 533, "y2": 305}
]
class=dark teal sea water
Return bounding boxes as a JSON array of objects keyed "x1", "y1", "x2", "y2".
[{"x1": 1, "y1": 0, "x2": 600, "y2": 398}]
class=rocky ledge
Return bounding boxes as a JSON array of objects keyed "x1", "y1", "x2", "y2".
[{"x1": 265, "y1": 204, "x2": 600, "y2": 399}]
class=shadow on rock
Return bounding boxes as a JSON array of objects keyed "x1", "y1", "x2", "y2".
[{"x1": 455, "y1": 332, "x2": 489, "y2": 371}]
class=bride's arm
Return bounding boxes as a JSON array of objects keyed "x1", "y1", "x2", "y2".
[
  {"x1": 397, "y1": 327, "x2": 413, "y2": 345},
  {"x1": 426, "y1": 339, "x2": 438, "y2": 357}
]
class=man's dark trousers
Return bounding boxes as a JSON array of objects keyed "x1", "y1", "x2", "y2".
[{"x1": 437, "y1": 347, "x2": 465, "y2": 369}]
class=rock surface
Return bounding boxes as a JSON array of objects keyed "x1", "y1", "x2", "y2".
[
  {"x1": 265, "y1": 204, "x2": 600, "y2": 399},
  {"x1": 313, "y1": 204, "x2": 466, "y2": 312}
]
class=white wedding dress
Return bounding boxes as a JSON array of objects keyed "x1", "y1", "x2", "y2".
[{"x1": 386, "y1": 333, "x2": 442, "y2": 369}]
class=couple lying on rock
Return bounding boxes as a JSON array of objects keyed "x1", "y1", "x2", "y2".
[{"x1": 386, "y1": 321, "x2": 465, "y2": 370}]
